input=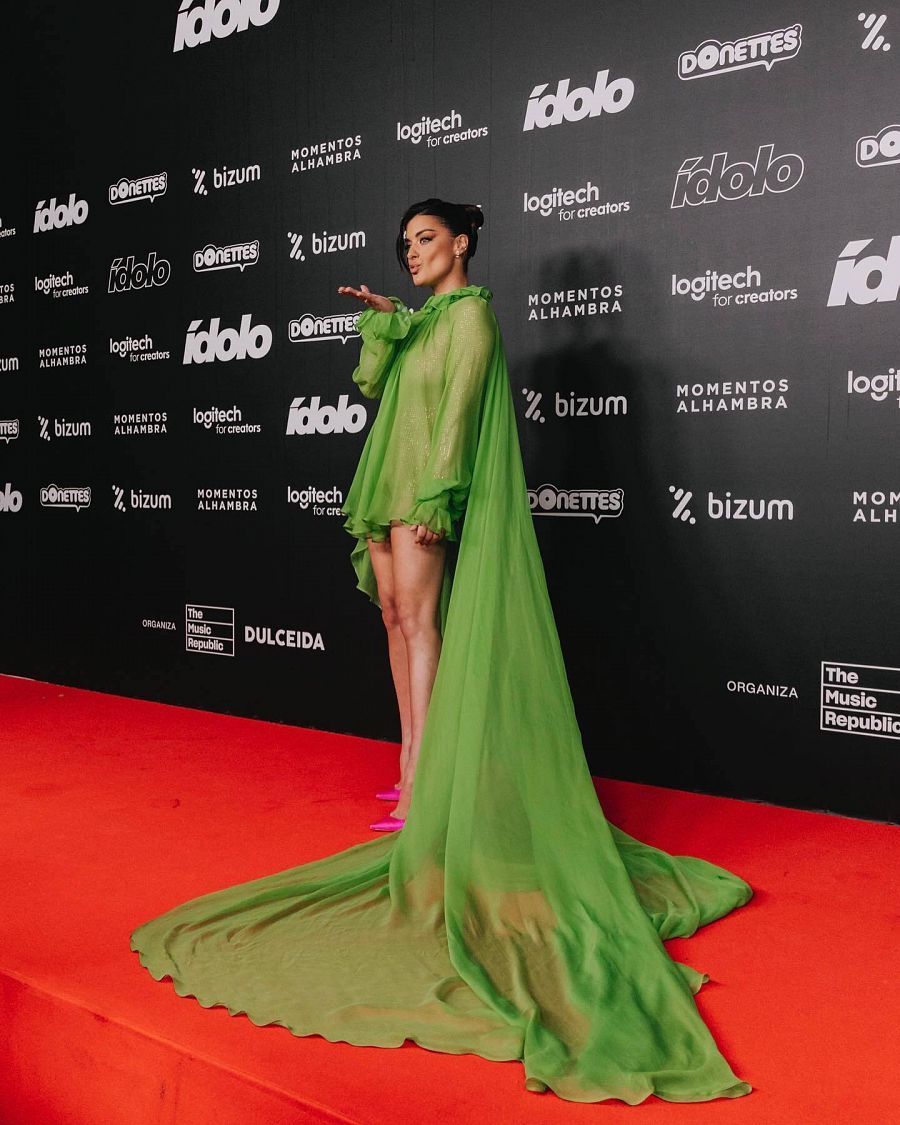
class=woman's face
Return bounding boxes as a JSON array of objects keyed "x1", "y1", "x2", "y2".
[{"x1": 404, "y1": 216, "x2": 466, "y2": 288}]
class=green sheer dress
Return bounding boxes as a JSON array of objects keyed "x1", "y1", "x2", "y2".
[{"x1": 131, "y1": 285, "x2": 754, "y2": 1105}]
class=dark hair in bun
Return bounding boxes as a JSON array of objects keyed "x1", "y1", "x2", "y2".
[{"x1": 396, "y1": 198, "x2": 485, "y2": 272}]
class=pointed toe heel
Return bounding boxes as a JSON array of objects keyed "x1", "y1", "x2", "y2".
[{"x1": 369, "y1": 815, "x2": 405, "y2": 832}]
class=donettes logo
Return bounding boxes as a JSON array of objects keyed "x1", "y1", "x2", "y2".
[{"x1": 678, "y1": 25, "x2": 802, "y2": 79}]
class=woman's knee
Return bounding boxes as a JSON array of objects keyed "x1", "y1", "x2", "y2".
[
  {"x1": 380, "y1": 594, "x2": 401, "y2": 631},
  {"x1": 395, "y1": 598, "x2": 439, "y2": 642}
]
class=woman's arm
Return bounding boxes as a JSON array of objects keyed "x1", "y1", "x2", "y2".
[{"x1": 339, "y1": 285, "x2": 411, "y2": 400}]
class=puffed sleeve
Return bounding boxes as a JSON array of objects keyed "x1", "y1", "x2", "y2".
[
  {"x1": 403, "y1": 296, "x2": 496, "y2": 537},
  {"x1": 351, "y1": 297, "x2": 412, "y2": 399}
]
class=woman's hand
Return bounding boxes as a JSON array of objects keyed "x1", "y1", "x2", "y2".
[
  {"x1": 337, "y1": 284, "x2": 394, "y2": 313},
  {"x1": 412, "y1": 524, "x2": 445, "y2": 548}
]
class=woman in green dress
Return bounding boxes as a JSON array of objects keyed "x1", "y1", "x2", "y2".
[
  {"x1": 339, "y1": 199, "x2": 490, "y2": 830},
  {"x1": 132, "y1": 198, "x2": 755, "y2": 1105}
]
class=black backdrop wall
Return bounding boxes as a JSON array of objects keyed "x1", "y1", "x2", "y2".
[{"x1": 1, "y1": 2, "x2": 898, "y2": 822}]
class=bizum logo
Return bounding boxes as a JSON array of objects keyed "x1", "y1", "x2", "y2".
[
  {"x1": 669, "y1": 485, "x2": 794, "y2": 523},
  {"x1": 40, "y1": 415, "x2": 95, "y2": 442},
  {"x1": 669, "y1": 485, "x2": 695, "y2": 524},
  {"x1": 112, "y1": 484, "x2": 172, "y2": 511},
  {"x1": 523, "y1": 69, "x2": 634, "y2": 131},
  {"x1": 521, "y1": 388, "x2": 545, "y2": 422}
]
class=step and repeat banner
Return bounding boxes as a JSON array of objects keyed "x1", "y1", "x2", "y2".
[{"x1": 1, "y1": 1, "x2": 897, "y2": 821}]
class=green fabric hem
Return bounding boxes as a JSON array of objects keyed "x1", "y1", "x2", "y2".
[{"x1": 399, "y1": 501, "x2": 457, "y2": 541}]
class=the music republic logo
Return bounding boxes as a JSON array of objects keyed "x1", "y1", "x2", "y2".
[
  {"x1": 669, "y1": 485, "x2": 794, "y2": 524},
  {"x1": 173, "y1": 0, "x2": 280, "y2": 52},
  {"x1": 523, "y1": 69, "x2": 634, "y2": 130},
  {"x1": 678, "y1": 25, "x2": 802, "y2": 80},
  {"x1": 193, "y1": 240, "x2": 259, "y2": 273},
  {"x1": 671, "y1": 144, "x2": 803, "y2": 207},
  {"x1": 186, "y1": 604, "x2": 235, "y2": 656},
  {"x1": 108, "y1": 173, "x2": 168, "y2": 205},
  {"x1": 289, "y1": 313, "x2": 359, "y2": 344},
  {"x1": 528, "y1": 484, "x2": 623, "y2": 523},
  {"x1": 827, "y1": 236, "x2": 900, "y2": 305}
]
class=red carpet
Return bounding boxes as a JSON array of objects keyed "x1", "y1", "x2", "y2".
[{"x1": 0, "y1": 675, "x2": 896, "y2": 1124}]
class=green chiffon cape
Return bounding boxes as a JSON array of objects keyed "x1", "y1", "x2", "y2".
[{"x1": 131, "y1": 286, "x2": 753, "y2": 1105}]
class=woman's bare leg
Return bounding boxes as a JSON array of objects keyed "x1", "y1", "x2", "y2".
[
  {"x1": 389, "y1": 524, "x2": 446, "y2": 818},
  {"x1": 366, "y1": 538, "x2": 413, "y2": 786}
]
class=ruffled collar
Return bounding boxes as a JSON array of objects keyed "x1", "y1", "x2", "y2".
[{"x1": 419, "y1": 285, "x2": 492, "y2": 313}]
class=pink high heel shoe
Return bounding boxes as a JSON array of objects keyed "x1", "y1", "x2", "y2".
[
  {"x1": 376, "y1": 787, "x2": 402, "y2": 802},
  {"x1": 369, "y1": 815, "x2": 405, "y2": 832}
]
